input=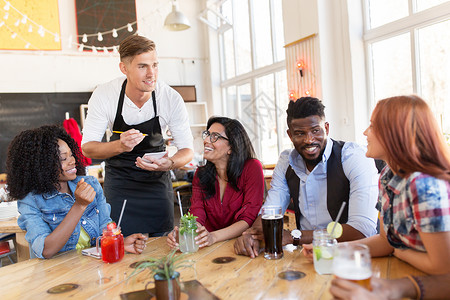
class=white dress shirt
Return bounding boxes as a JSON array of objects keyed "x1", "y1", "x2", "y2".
[{"x1": 81, "y1": 77, "x2": 194, "y2": 151}]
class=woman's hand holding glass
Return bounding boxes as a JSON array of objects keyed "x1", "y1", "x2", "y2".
[
  {"x1": 166, "y1": 226, "x2": 180, "y2": 249},
  {"x1": 302, "y1": 243, "x2": 314, "y2": 262},
  {"x1": 195, "y1": 224, "x2": 216, "y2": 247},
  {"x1": 124, "y1": 233, "x2": 148, "y2": 254}
]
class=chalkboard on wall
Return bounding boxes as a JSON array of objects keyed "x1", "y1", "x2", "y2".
[{"x1": 0, "y1": 92, "x2": 92, "y2": 173}]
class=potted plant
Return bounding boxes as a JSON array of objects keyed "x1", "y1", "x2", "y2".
[{"x1": 132, "y1": 249, "x2": 189, "y2": 300}]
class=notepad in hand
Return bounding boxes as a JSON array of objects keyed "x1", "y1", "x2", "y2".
[{"x1": 142, "y1": 151, "x2": 167, "y2": 162}]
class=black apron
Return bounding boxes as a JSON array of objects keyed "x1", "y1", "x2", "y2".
[{"x1": 104, "y1": 79, "x2": 173, "y2": 236}]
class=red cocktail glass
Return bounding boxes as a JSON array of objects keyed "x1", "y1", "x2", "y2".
[{"x1": 96, "y1": 227, "x2": 124, "y2": 263}]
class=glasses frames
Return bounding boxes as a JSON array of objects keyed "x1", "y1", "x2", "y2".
[{"x1": 202, "y1": 130, "x2": 229, "y2": 143}]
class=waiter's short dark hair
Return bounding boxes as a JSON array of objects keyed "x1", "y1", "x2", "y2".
[
  {"x1": 119, "y1": 35, "x2": 156, "y2": 62},
  {"x1": 286, "y1": 97, "x2": 326, "y2": 126}
]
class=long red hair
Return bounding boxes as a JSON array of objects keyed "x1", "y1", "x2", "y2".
[{"x1": 371, "y1": 95, "x2": 450, "y2": 181}]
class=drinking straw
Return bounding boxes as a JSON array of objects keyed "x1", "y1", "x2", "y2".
[
  {"x1": 177, "y1": 191, "x2": 184, "y2": 217},
  {"x1": 117, "y1": 199, "x2": 127, "y2": 228},
  {"x1": 330, "y1": 202, "x2": 346, "y2": 237}
]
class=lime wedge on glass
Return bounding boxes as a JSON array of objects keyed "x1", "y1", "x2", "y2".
[
  {"x1": 321, "y1": 248, "x2": 333, "y2": 260},
  {"x1": 327, "y1": 221, "x2": 343, "y2": 239},
  {"x1": 313, "y1": 247, "x2": 322, "y2": 261}
]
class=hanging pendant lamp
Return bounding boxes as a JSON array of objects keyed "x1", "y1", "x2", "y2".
[{"x1": 164, "y1": 0, "x2": 191, "y2": 31}]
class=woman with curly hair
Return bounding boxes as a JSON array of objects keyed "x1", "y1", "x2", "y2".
[
  {"x1": 167, "y1": 117, "x2": 264, "y2": 248},
  {"x1": 7, "y1": 125, "x2": 147, "y2": 259}
]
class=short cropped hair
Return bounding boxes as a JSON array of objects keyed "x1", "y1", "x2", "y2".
[
  {"x1": 286, "y1": 97, "x2": 325, "y2": 126},
  {"x1": 119, "y1": 35, "x2": 156, "y2": 62}
]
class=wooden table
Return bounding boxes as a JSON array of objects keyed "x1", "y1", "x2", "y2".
[
  {"x1": 0, "y1": 237, "x2": 425, "y2": 299},
  {"x1": 0, "y1": 217, "x2": 29, "y2": 262}
]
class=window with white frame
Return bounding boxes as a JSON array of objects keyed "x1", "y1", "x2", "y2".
[
  {"x1": 364, "y1": 0, "x2": 450, "y2": 140},
  {"x1": 218, "y1": 0, "x2": 287, "y2": 164}
]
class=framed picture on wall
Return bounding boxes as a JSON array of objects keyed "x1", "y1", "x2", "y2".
[{"x1": 171, "y1": 85, "x2": 197, "y2": 102}]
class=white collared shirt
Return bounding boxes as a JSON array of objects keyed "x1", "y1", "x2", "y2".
[{"x1": 81, "y1": 77, "x2": 193, "y2": 151}]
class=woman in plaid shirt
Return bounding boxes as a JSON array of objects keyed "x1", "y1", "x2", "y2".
[
  {"x1": 329, "y1": 95, "x2": 450, "y2": 298},
  {"x1": 362, "y1": 95, "x2": 450, "y2": 274}
]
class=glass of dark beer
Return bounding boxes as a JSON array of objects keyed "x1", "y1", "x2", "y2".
[{"x1": 262, "y1": 206, "x2": 284, "y2": 260}]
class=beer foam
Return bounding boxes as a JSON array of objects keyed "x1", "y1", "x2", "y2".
[
  {"x1": 262, "y1": 214, "x2": 283, "y2": 220},
  {"x1": 333, "y1": 266, "x2": 372, "y2": 280}
]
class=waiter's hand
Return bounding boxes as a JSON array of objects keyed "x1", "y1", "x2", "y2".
[
  {"x1": 119, "y1": 129, "x2": 146, "y2": 152},
  {"x1": 136, "y1": 153, "x2": 173, "y2": 171}
]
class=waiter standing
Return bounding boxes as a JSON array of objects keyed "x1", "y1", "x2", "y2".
[{"x1": 81, "y1": 35, "x2": 194, "y2": 237}]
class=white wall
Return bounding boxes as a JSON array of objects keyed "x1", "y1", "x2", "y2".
[
  {"x1": 282, "y1": 0, "x2": 369, "y2": 143},
  {"x1": 0, "y1": 0, "x2": 211, "y2": 108}
]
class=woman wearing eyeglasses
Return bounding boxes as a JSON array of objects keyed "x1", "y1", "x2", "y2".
[{"x1": 167, "y1": 116, "x2": 264, "y2": 248}]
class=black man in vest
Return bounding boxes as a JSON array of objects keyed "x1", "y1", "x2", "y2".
[{"x1": 234, "y1": 97, "x2": 379, "y2": 258}]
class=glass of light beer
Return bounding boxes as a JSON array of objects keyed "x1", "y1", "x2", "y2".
[
  {"x1": 332, "y1": 243, "x2": 372, "y2": 290},
  {"x1": 262, "y1": 206, "x2": 283, "y2": 260}
]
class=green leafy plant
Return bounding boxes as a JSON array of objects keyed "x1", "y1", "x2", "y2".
[
  {"x1": 132, "y1": 248, "x2": 189, "y2": 280},
  {"x1": 179, "y1": 212, "x2": 198, "y2": 235},
  {"x1": 130, "y1": 248, "x2": 192, "y2": 297}
]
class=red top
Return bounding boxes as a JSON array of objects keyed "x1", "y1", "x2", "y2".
[
  {"x1": 63, "y1": 118, "x2": 92, "y2": 166},
  {"x1": 189, "y1": 159, "x2": 264, "y2": 232}
]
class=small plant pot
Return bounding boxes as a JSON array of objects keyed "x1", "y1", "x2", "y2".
[{"x1": 154, "y1": 272, "x2": 181, "y2": 300}]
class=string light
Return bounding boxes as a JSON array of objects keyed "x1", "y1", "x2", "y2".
[
  {"x1": 38, "y1": 25, "x2": 44, "y2": 37},
  {"x1": 11, "y1": 31, "x2": 17, "y2": 39},
  {"x1": 0, "y1": 0, "x2": 168, "y2": 52},
  {"x1": 25, "y1": 42, "x2": 30, "y2": 49}
]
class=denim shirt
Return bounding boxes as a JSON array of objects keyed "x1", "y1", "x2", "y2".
[{"x1": 17, "y1": 176, "x2": 111, "y2": 258}]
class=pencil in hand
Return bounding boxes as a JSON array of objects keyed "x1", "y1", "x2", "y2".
[{"x1": 112, "y1": 131, "x2": 148, "y2": 136}]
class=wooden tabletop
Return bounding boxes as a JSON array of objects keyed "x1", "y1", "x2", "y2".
[{"x1": 0, "y1": 236, "x2": 425, "y2": 299}]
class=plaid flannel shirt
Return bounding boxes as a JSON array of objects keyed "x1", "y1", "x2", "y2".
[{"x1": 378, "y1": 167, "x2": 450, "y2": 251}]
